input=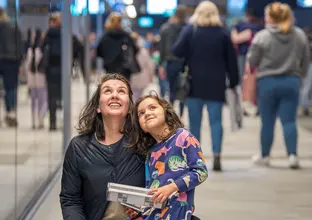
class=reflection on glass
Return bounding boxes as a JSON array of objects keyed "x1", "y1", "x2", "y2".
[{"x1": 0, "y1": 0, "x2": 65, "y2": 218}]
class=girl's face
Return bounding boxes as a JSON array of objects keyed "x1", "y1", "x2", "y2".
[
  {"x1": 97, "y1": 79, "x2": 130, "y2": 118},
  {"x1": 137, "y1": 98, "x2": 166, "y2": 134}
]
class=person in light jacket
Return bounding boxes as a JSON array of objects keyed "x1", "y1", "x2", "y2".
[
  {"x1": 246, "y1": 2, "x2": 310, "y2": 169},
  {"x1": 25, "y1": 29, "x2": 47, "y2": 129},
  {"x1": 130, "y1": 32, "x2": 155, "y2": 101}
]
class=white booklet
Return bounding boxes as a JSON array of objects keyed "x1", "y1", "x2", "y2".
[{"x1": 106, "y1": 182, "x2": 165, "y2": 209}]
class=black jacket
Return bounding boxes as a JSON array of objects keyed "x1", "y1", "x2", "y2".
[
  {"x1": 41, "y1": 28, "x2": 84, "y2": 81},
  {"x1": 159, "y1": 22, "x2": 185, "y2": 65},
  {"x1": 97, "y1": 29, "x2": 138, "y2": 77},
  {"x1": 0, "y1": 21, "x2": 23, "y2": 62},
  {"x1": 60, "y1": 134, "x2": 145, "y2": 220},
  {"x1": 172, "y1": 25, "x2": 239, "y2": 101}
]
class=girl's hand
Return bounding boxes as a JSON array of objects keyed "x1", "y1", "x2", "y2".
[
  {"x1": 125, "y1": 208, "x2": 141, "y2": 219},
  {"x1": 148, "y1": 183, "x2": 179, "y2": 204}
]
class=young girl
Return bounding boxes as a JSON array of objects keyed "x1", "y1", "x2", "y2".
[
  {"x1": 130, "y1": 95, "x2": 208, "y2": 220},
  {"x1": 25, "y1": 29, "x2": 47, "y2": 129}
]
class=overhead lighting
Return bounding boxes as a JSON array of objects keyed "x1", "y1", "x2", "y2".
[
  {"x1": 125, "y1": 5, "x2": 137, "y2": 18},
  {"x1": 123, "y1": 0, "x2": 133, "y2": 5}
]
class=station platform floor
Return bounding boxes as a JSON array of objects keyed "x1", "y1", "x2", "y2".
[{"x1": 10, "y1": 80, "x2": 312, "y2": 220}]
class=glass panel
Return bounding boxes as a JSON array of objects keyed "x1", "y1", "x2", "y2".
[
  {"x1": 0, "y1": 0, "x2": 87, "y2": 217},
  {"x1": 15, "y1": 0, "x2": 54, "y2": 217},
  {"x1": 0, "y1": 1, "x2": 19, "y2": 219}
]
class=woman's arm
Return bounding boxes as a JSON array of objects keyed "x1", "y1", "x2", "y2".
[
  {"x1": 172, "y1": 25, "x2": 192, "y2": 59},
  {"x1": 224, "y1": 31, "x2": 240, "y2": 89},
  {"x1": 246, "y1": 33, "x2": 263, "y2": 68},
  {"x1": 60, "y1": 140, "x2": 86, "y2": 220},
  {"x1": 231, "y1": 29, "x2": 252, "y2": 45}
]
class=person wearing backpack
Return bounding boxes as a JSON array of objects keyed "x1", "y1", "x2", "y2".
[
  {"x1": 41, "y1": 12, "x2": 84, "y2": 131},
  {"x1": 97, "y1": 12, "x2": 139, "y2": 80}
]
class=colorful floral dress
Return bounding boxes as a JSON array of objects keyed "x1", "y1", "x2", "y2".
[{"x1": 142, "y1": 128, "x2": 208, "y2": 220}]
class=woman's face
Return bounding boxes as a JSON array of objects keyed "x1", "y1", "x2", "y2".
[
  {"x1": 137, "y1": 98, "x2": 166, "y2": 134},
  {"x1": 98, "y1": 79, "x2": 130, "y2": 118}
]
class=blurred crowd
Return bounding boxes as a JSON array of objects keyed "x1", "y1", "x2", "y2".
[{"x1": 0, "y1": 1, "x2": 311, "y2": 170}]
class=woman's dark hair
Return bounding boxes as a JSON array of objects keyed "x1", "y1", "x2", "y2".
[
  {"x1": 30, "y1": 29, "x2": 42, "y2": 73},
  {"x1": 77, "y1": 73, "x2": 134, "y2": 140},
  {"x1": 129, "y1": 94, "x2": 184, "y2": 156}
]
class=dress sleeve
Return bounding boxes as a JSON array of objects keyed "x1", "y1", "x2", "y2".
[
  {"x1": 60, "y1": 139, "x2": 87, "y2": 220},
  {"x1": 174, "y1": 132, "x2": 208, "y2": 192}
]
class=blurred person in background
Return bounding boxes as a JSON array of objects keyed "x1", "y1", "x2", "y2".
[
  {"x1": 0, "y1": 7, "x2": 24, "y2": 127},
  {"x1": 130, "y1": 32, "x2": 155, "y2": 101},
  {"x1": 246, "y1": 2, "x2": 310, "y2": 169},
  {"x1": 41, "y1": 12, "x2": 83, "y2": 131},
  {"x1": 301, "y1": 27, "x2": 312, "y2": 116},
  {"x1": 144, "y1": 31, "x2": 155, "y2": 51},
  {"x1": 25, "y1": 29, "x2": 47, "y2": 129},
  {"x1": 231, "y1": 8, "x2": 263, "y2": 81},
  {"x1": 97, "y1": 12, "x2": 139, "y2": 80},
  {"x1": 159, "y1": 5, "x2": 187, "y2": 118},
  {"x1": 172, "y1": 1, "x2": 239, "y2": 171}
]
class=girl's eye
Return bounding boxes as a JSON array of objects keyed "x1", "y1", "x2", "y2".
[
  {"x1": 138, "y1": 111, "x2": 144, "y2": 117},
  {"x1": 119, "y1": 90, "x2": 126, "y2": 94},
  {"x1": 150, "y1": 105, "x2": 156, "y2": 110}
]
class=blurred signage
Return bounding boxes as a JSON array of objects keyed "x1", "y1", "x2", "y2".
[{"x1": 20, "y1": 4, "x2": 50, "y2": 14}]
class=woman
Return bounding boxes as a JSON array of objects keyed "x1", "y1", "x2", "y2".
[
  {"x1": 247, "y1": 2, "x2": 310, "y2": 169},
  {"x1": 172, "y1": 1, "x2": 239, "y2": 171},
  {"x1": 25, "y1": 29, "x2": 47, "y2": 129},
  {"x1": 130, "y1": 32, "x2": 155, "y2": 101},
  {"x1": 60, "y1": 74, "x2": 145, "y2": 220},
  {"x1": 0, "y1": 7, "x2": 23, "y2": 127},
  {"x1": 97, "y1": 12, "x2": 139, "y2": 80}
]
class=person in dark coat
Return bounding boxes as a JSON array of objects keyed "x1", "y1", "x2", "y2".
[
  {"x1": 41, "y1": 12, "x2": 84, "y2": 130},
  {"x1": 172, "y1": 1, "x2": 239, "y2": 171},
  {"x1": 0, "y1": 7, "x2": 24, "y2": 127},
  {"x1": 97, "y1": 12, "x2": 138, "y2": 80},
  {"x1": 60, "y1": 74, "x2": 145, "y2": 220}
]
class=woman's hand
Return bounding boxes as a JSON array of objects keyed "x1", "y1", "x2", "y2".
[{"x1": 148, "y1": 183, "x2": 179, "y2": 204}]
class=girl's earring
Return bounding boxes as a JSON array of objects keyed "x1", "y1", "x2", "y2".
[{"x1": 97, "y1": 108, "x2": 101, "y2": 113}]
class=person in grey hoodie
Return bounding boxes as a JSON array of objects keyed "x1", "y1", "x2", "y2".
[{"x1": 246, "y1": 2, "x2": 310, "y2": 169}]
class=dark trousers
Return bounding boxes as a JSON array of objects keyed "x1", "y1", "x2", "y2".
[
  {"x1": 0, "y1": 60, "x2": 19, "y2": 113},
  {"x1": 257, "y1": 75, "x2": 300, "y2": 157},
  {"x1": 166, "y1": 60, "x2": 185, "y2": 116},
  {"x1": 46, "y1": 67, "x2": 62, "y2": 127}
]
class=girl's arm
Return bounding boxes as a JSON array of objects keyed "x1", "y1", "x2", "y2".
[{"x1": 174, "y1": 133, "x2": 208, "y2": 192}]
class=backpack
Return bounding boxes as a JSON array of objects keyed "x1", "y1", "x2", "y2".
[{"x1": 120, "y1": 36, "x2": 140, "y2": 74}]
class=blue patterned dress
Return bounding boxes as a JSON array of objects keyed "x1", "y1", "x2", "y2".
[{"x1": 142, "y1": 128, "x2": 208, "y2": 220}]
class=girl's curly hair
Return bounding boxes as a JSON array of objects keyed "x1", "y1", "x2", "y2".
[{"x1": 128, "y1": 94, "x2": 184, "y2": 156}]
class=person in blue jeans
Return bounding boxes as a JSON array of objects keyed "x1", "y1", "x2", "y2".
[
  {"x1": 172, "y1": 1, "x2": 239, "y2": 171},
  {"x1": 247, "y1": 2, "x2": 310, "y2": 169}
]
